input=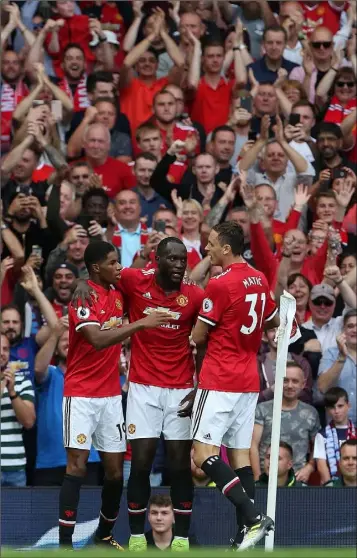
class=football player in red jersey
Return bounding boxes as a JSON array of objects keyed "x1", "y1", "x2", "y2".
[
  {"x1": 73, "y1": 237, "x2": 204, "y2": 552},
  {"x1": 59, "y1": 240, "x2": 170, "y2": 549},
  {"x1": 190, "y1": 222, "x2": 280, "y2": 551}
]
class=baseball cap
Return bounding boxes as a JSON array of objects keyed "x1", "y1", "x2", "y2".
[
  {"x1": 52, "y1": 262, "x2": 79, "y2": 279},
  {"x1": 310, "y1": 283, "x2": 335, "y2": 303},
  {"x1": 90, "y1": 31, "x2": 120, "y2": 48}
]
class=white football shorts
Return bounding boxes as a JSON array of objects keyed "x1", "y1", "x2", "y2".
[
  {"x1": 62, "y1": 395, "x2": 126, "y2": 453},
  {"x1": 126, "y1": 382, "x2": 192, "y2": 440},
  {"x1": 191, "y1": 389, "x2": 258, "y2": 449}
]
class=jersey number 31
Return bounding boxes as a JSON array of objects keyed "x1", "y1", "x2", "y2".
[{"x1": 240, "y1": 293, "x2": 266, "y2": 335}]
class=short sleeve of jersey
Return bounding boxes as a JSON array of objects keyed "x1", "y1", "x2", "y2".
[
  {"x1": 263, "y1": 290, "x2": 278, "y2": 323},
  {"x1": 198, "y1": 278, "x2": 230, "y2": 327},
  {"x1": 69, "y1": 302, "x2": 100, "y2": 332},
  {"x1": 117, "y1": 267, "x2": 142, "y2": 296}
]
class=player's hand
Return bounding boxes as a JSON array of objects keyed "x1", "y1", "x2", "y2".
[
  {"x1": 178, "y1": 388, "x2": 197, "y2": 418},
  {"x1": 72, "y1": 279, "x2": 97, "y2": 308},
  {"x1": 141, "y1": 310, "x2": 172, "y2": 329}
]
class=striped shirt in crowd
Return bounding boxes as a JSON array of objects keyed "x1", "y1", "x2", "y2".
[{"x1": 1, "y1": 374, "x2": 34, "y2": 471}]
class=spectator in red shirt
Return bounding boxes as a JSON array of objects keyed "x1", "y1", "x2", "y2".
[
  {"x1": 150, "y1": 89, "x2": 199, "y2": 157},
  {"x1": 188, "y1": 34, "x2": 247, "y2": 134},
  {"x1": 44, "y1": 0, "x2": 95, "y2": 79},
  {"x1": 82, "y1": 123, "x2": 134, "y2": 198},
  {"x1": 299, "y1": 1, "x2": 343, "y2": 38},
  {"x1": 119, "y1": 9, "x2": 185, "y2": 135},
  {"x1": 254, "y1": 183, "x2": 310, "y2": 250},
  {"x1": 134, "y1": 122, "x2": 190, "y2": 185}
]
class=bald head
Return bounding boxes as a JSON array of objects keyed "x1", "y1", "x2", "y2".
[
  {"x1": 310, "y1": 26, "x2": 333, "y2": 42},
  {"x1": 279, "y1": 1, "x2": 303, "y2": 16}
]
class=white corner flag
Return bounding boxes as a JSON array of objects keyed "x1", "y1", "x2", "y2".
[{"x1": 265, "y1": 291, "x2": 301, "y2": 551}]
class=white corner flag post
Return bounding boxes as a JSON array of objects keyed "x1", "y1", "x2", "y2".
[{"x1": 265, "y1": 291, "x2": 301, "y2": 552}]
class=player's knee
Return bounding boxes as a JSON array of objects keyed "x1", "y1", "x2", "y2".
[
  {"x1": 192, "y1": 442, "x2": 215, "y2": 469},
  {"x1": 66, "y1": 462, "x2": 87, "y2": 477},
  {"x1": 66, "y1": 449, "x2": 88, "y2": 477},
  {"x1": 104, "y1": 468, "x2": 123, "y2": 482}
]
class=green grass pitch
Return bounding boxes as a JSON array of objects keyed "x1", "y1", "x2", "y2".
[{"x1": 1, "y1": 548, "x2": 356, "y2": 558}]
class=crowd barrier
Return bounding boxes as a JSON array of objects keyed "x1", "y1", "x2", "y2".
[{"x1": 1, "y1": 487, "x2": 356, "y2": 549}]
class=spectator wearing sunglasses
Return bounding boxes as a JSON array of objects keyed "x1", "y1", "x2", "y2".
[
  {"x1": 290, "y1": 26, "x2": 342, "y2": 104},
  {"x1": 317, "y1": 67, "x2": 356, "y2": 126},
  {"x1": 317, "y1": 309, "x2": 357, "y2": 424},
  {"x1": 302, "y1": 284, "x2": 344, "y2": 353}
]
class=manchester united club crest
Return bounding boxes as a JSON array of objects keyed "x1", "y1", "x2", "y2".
[
  {"x1": 128, "y1": 424, "x2": 136, "y2": 435},
  {"x1": 116, "y1": 299, "x2": 122, "y2": 310},
  {"x1": 176, "y1": 295, "x2": 188, "y2": 307},
  {"x1": 77, "y1": 434, "x2": 87, "y2": 444}
]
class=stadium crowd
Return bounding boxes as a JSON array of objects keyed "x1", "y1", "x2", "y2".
[{"x1": 1, "y1": 0, "x2": 356, "y2": 507}]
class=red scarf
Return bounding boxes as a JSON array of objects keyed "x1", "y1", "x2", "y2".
[
  {"x1": 324, "y1": 95, "x2": 356, "y2": 125},
  {"x1": 59, "y1": 74, "x2": 89, "y2": 113},
  {"x1": 112, "y1": 223, "x2": 149, "y2": 254},
  {"x1": 1, "y1": 80, "x2": 28, "y2": 150}
]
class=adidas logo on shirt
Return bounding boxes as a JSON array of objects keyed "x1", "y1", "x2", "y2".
[{"x1": 143, "y1": 292, "x2": 152, "y2": 299}]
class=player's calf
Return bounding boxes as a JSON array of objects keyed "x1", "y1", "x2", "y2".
[
  {"x1": 59, "y1": 473, "x2": 84, "y2": 547},
  {"x1": 127, "y1": 466, "x2": 152, "y2": 535},
  {"x1": 59, "y1": 449, "x2": 88, "y2": 547},
  {"x1": 170, "y1": 467, "x2": 193, "y2": 542},
  {"x1": 193, "y1": 444, "x2": 259, "y2": 528}
]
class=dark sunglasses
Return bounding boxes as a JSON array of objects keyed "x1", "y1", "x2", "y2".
[
  {"x1": 336, "y1": 81, "x2": 355, "y2": 88},
  {"x1": 312, "y1": 297, "x2": 334, "y2": 307},
  {"x1": 33, "y1": 22, "x2": 44, "y2": 30},
  {"x1": 311, "y1": 41, "x2": 332, "y2": 49}
]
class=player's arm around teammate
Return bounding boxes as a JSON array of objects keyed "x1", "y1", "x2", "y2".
[{"x1": 59, "y1": 241, "x2": 171, "y2": 550}]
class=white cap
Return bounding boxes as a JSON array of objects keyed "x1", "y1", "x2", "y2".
[{"x1": 90, "y1": 30, "x2": 120, "y2": 48}]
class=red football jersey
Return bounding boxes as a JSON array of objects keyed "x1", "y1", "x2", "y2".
[
  {"x1": 118, "y1": 267, "x2": 204, "y2": 388},
  {"x1": 159, "y1": 122, "x2": 200, "y2": 157},
  {"x1": 198, "y1": 262, "x2": 277, "y2": 393},
  {"x1": 65, "y1": 281, "x2": 124, "y2": 397},
  {"x1": 299, "y1": 1, "x2": 342, "y2": 37}
]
